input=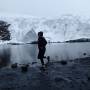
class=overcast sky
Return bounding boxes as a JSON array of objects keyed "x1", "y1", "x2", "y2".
[{"x1": 0, "y1": 0, "x2": 90, "y2": 18}]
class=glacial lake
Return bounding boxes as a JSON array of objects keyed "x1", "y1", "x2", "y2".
[{"x1": 0, "y1": 42, "x2": 90, "y2": 67}]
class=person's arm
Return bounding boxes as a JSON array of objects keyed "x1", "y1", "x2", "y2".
[{"x1": 43, "y1": 37, "x2": 47, "y2": 46}]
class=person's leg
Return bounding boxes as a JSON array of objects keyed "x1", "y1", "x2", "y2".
[
  {"x1": 40, "y1": 58, "x2": 44, "y2": 65},
  {"x1": 41, "y1": 48, "x2": 46, "y2": 67},
  {"x1": 38, "y1": 49, "x2": 45, "y2": 66},
  {"x1": 42, "y1": 48, "x2": 46, "y2": 58}
]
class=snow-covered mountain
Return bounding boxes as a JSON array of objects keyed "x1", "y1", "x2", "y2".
[{"x1": 0, "y1": 15, "x2": 90, "y2": 43}]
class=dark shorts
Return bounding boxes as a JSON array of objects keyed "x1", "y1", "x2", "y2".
[{"x1": 38, "y1": 47, "x2": 46, "y2": 59}]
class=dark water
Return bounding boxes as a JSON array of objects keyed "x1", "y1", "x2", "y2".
[{"x1": 0, "y1": 42, "x2": 90, "y2": 67}]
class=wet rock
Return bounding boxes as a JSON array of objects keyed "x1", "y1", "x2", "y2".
[
  {"x1": 21, "y1": 64, "x2": 29, "y2": 72},
  {"x1": 11, "y1": 63, "x2": 18, "y2": 69},
  {"x1": 83, "y1": 53, "x2": 87, "y2": 56},
  {"x1": 60, "y1": 60, "x2": 67, "y2": 65},
  {"x1": 55, "y1": 77, "x2": 64, "y2": 82},
  {"x1": 88, "y1": 77, "x2": 90, "y2": 81}
]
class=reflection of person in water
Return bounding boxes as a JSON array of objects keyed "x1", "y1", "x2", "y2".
[{"x1": 37, "y1": 31, "x2": 47, "y2": 67}]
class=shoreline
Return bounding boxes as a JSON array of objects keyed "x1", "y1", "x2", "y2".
[{"x1": 0, "y1": 57, "x2": 90, "y2": 90}]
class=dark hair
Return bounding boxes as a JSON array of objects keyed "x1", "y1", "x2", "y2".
[{"x1": 38, "y1": 31, "x2": 43, "y2": 36}]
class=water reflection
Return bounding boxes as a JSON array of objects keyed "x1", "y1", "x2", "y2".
[
  {"x1": 0, "y1": 45, "x2": 11, "y2": 68},
  {"x1": 46, "y1": 43, "x2": 90, "y2": 61},
  {"x1": 0, "y1": 43, "x2": 90, "y2": 67},
  {"x1": 10, "y1": 44, "x2": 38, "y2": 64}
]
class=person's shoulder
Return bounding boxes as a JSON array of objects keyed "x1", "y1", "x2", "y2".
[
  {"x1": 43, "y1": 37, "x2": 47, "y2": 42},
  {"x1": 42, "y1": 36, "x2": 46, "y2": 39},
  {"x1": 42, "y1": 37, "x2": 46, "y2": 40}
]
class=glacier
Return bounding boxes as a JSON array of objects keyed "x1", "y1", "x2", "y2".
[{"x1": 0, "y1": 15, "x2": 90, "y2": 43}]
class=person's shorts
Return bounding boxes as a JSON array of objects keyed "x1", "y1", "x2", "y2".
[{"x1": 38, "y1": 47, "x2": 46, "y2": 59}]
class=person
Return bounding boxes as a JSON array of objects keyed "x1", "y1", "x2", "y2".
[{"x1": 37, "y1": 31, "x2": 47, "y2": 67}]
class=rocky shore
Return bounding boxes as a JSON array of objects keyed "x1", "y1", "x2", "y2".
[{"x1": 0, "y1": 57, "x2": 90, "y2": 90}]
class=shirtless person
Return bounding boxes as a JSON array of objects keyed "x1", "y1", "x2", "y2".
[{"x1": 37, "y1": 31, "x2": 47, "y2": 67}]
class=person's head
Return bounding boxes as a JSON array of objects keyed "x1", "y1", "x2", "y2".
[{"x1": 38, "y1": 31, "x2": 43, "y2": 37}]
